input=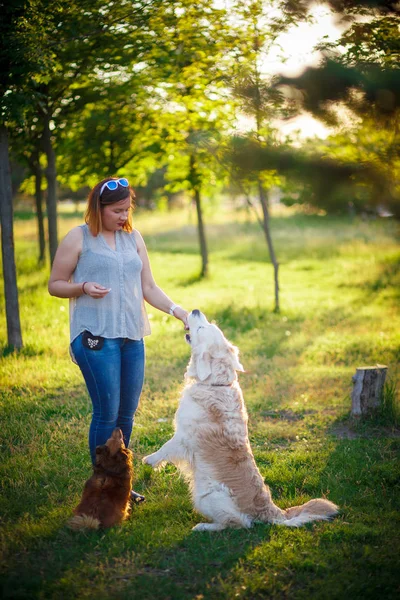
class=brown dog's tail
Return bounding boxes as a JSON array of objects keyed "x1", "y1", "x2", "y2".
[
  {"x1": 274, "y1": 498, "x2": 339, "y2": 527},
  {"x1": 68, "y1": 514, "x2": 101, "y2": 530}
]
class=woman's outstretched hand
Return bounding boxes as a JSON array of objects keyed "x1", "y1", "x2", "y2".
[{"x1": 173, "y1": 306, "x2": 189, "y2": 330}]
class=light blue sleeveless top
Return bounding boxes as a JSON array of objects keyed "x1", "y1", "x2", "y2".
[{"x1": 70, "y1": 224, "x2": 151, "y2": 344}]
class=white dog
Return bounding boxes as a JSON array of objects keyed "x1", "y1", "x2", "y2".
[{"x1": 143, "y1": 310, "x2": 338, "y2": 531}]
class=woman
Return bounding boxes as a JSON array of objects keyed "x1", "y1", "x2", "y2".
[{"x1": 48, "y1": 177, "x2": 188, "y2": 502}]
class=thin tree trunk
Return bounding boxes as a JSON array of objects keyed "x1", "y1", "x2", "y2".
[
  {"x1": 34, "y1": 163, "x2": 46, "y2": 263},
  {"x1": 0, "y1": 125, "x2": 23, "y2": 349},
  {"x1": 29, "y1": 150, "x2": 46, "y2": 263},
  {"x1": 250, "y1": 50, "x2": 280, "y2": 312},
  {"x1": 194, "y1": 186, "x2": 208, "y2": 278},
  {"x1": 42, "y1": 113, "x2": 58, "y2": 265},
  {"x1": 258, "y1": 179, "x2": 279, "y2": 312},
  {"x1": 189, "y1": 154, "x2": 208, "y2": 277}
]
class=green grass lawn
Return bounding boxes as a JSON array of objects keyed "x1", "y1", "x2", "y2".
[{"x1": 1, "y1": 204, "x2": 399, "y2": 599}]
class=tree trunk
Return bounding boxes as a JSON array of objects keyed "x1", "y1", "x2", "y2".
[
  {"x1": 351, "y1": 365, "x2": 388, "y2": 416},
  {"x1": 189, "y1": 154, "x2": 208, "y2": 278},
  {"x1": 29, "y1": 151, "x2": 46, "y2": 264},
  {"x1": 258, "y1": 179, "x2": 279, "y2": 312},
  {"x1": 0, "y1": 125, "x2": 23, "y2": 349},
  {"x1": 194, "y1": 186, "x2": 208, "y2": 278},
  {"x1": 34, "y1": 164, "x2": 46, "y2": 263},
  {"x1": 42, "y1": 113, "x2": 58, "y2": 265}
]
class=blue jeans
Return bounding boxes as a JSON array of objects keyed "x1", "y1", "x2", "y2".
[{"x1": 71, "y1": 334, "x2": 145, "y2": 464}]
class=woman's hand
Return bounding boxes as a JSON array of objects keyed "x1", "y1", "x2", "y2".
[
  {"x1": 83, "y1": 283, "x2": 111, "y2": 299},
  {"x1": 173, "y1": 306, "x2": 189, "y2": 330}
]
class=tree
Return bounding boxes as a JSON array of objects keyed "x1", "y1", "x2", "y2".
[
  {"x1": 141, "y1": 0, "x2": 234, "y2": 278},
  {"x1": 12, "y1": 0, "x2": 163, "y2": 263},
  {"x1": 275, "y1": 1, "x2": 400, "y2": 216},
  {"x1": 0, "y1": 127, "x2": 23, "y2": 349},
  {"x1": 10, "y1": 118, "x2": 46, "y2": 263},
  {"x1": 0, "y1": 0, "x2": 53, "y2": 349},
  {"x1": 56, "y1": 79, "x2": 162, "y2": 191},
  {"x1": 283, "y1": 1, "x2": 400, "y2": 18},
  {"x1": 228, "y1": 0, "x2": 293, "y2": 312}
]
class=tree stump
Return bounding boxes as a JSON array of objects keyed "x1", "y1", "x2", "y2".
[{"x1": 351, "y1": 365, "x2": 388, "y2": 416}]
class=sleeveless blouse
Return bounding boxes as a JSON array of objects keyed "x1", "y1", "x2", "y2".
[{"x1": 69, "y1": 224, "x2": 151, "y2": 344}]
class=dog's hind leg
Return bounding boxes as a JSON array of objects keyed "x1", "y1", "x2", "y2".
[
  {"x1": 192, "y1": 511, "x2": 252, "y2": 531},
  {"x1": 194, "y1": 484, "x2": 253, "y2": 531}
]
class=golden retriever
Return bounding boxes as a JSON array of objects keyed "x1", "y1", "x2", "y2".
[
  {"x1": 143, "y1": 310, "x2": 338, "y2": 531},
  {"x1": 69, "y1": 428, "x2": 133, "y2": 529}
]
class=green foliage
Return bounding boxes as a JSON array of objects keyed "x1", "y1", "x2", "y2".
[
  {"x1": 279, "y1": 60, "x2": 400, "y2": 125},
  {"x1": 44, "y1": 0, "x2": 237, "y2": 205},
  {"x1": 6, "y1": 0, "x2": 167, "y2": 197},
  {"x1": 57, "y1": 80, "x2": 162, "y2": 188},
  {"x1": 283, "y1": 1, "x2": 400, "y2": 19},
  {"x1": 1, "y1": 207, "x2": 399, "y2": 598},
  {"x1": 0, "y1": 1, "x2": 52, "y2": 124},
  {"x1": 144, "y1": 0, "x2": 235, "y2": 196},
  {"x1": 273, "y1": 3, "x2": 400, "y2": 216},
  {"x1": 381, "y1": 379, "x2": 400, "y2": 426},
  {"x1": 230, "y1": 136, "x2": 390, "y2": 215}
]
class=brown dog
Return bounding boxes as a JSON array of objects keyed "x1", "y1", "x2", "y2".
[{"x1": 69, "y1": 428, "x2": 133, "y2": 530}]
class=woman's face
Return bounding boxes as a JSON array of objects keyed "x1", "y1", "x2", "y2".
[{"x1": 101, "y1": 196, "x2": 131, "y2": 232}]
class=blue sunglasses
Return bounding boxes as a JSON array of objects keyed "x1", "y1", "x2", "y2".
[{"x1": 100, "y1": 178, "x2": 129, "y2": 196}]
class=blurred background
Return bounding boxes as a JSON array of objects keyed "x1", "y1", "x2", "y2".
[{"x1": 1, "y1": 0, "x2": 399, "y2": 335}]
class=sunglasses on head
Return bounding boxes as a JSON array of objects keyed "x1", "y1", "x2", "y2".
[{"x1": 100, "y1": 178, "x2": 129, "y2": 196}]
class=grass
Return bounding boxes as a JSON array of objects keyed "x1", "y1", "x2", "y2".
[{"x1": 1, "y1": 203, "x2": 400, "y2": 599}]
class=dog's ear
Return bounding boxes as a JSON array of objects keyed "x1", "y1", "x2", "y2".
[
  {"x1": 229, "y1": 345, "x2": 244, "y2": 372},
  {"x1": 197, "y1": 350, "x2": 212, "y2": 381},
  {"x1": 186, "y1": 343, "x2": 212, "y2": 381}
]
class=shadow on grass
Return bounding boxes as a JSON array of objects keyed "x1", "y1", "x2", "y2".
[
  {"x1": 0, "y1": 494, "x2": 273, "y2": 600},
  {"x1": 2, "y1": 390, "x2": 400, "y2": 598},
  {"x1": 329, "y1": 411, "x2": 400, "y2": 441},
  {"x1": 0, "y1": 344, "x2": 45, "y2": 358},
  {"x1": 324, "y1": 424, "x2": 400, "y2": 509},
  {"x1": 0, "y1": 433, "x2": 351, "y2": 600},
  {"x1": 14, "y1": 209, "x2": 85, "y2": 221},
  {"x1": 139, "y1": 215, "x2": 370, "y2": 261},
  {"x1": 18, "y1": 278, "x2": 50, "y2": 294},
  {"x1": 338, "y1": 252, "x2": 400, "y2": 299},
  {"x1": 179, "y1": 270, "x2": 205, "y2": 286}
]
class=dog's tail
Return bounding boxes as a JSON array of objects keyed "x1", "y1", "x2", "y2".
[
  {"x1": 271, "y1": 498, "x2": 338, "y2": 527},
  {"x1": 68, "y1": 514, "x2": 101, "y2": 530}
]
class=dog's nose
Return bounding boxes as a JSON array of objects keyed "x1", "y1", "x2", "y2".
[{"x1": 192, "y1": 309, "x2": 200, "y2": 317}]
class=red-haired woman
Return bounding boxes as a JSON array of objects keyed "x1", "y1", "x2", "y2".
[{"x1": 49, "y1": 177, "x2": 188, "y2": 503}]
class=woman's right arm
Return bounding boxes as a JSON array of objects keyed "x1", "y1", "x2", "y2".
[
  {"x1": 48, "y1": 227, "x2": 113, "y2": 299},
  {"x1": 48, "y1": 227, "x2": 86, "y2": 298}
]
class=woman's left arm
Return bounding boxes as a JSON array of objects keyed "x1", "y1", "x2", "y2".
[{"x1": 134, "y1": 230, "x2": 188, "y2": 326}]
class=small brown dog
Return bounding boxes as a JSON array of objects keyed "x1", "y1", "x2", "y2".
[{"x1": 69, "y1": 428, "x2": 133, "y2": 530}]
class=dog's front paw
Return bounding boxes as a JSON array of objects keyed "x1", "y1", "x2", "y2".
[
  {"x1": 142, "y1": 453, "x2": 155, "y2": 466},
  {"x1": 142, "y1": 453, "x2": 163, "y2": 469}
]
